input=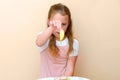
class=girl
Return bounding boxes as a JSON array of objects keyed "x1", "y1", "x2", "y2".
[{"x1": 36, "y1": 3, "x2": 79, "y2": 78}]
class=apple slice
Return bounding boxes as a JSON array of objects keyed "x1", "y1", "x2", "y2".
[{"x1": 60, "y1": 29, "x2": 64, "y2": 41}]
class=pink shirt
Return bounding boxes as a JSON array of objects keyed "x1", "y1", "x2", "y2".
[{"x1": 39, "y1": 37, "x2": 79, "y2": 78}]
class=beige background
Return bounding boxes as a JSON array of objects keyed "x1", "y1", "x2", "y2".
[{"x1": 0, "y1": 0, "x2": 120, "y2": 80}]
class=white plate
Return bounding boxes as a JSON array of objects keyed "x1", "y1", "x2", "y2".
[{"x1": 38, "y1": 76, "x2": 90, "y2": 80}]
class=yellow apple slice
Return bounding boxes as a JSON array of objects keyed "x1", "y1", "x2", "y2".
[{"x1": 60, "y1": 29, "x2": 64, "y2": 41}]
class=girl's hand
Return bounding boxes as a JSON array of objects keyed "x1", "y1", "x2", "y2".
[
  {"x1": 49, "y1": 20, "x2": 61, "y2": 31},
  {"x1": 49, "y1": 20, "x2": 65, "y2": 41}
]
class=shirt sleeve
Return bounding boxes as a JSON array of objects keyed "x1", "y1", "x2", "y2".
[
  {"x1": 69, "y1": 39, "x2": 79, "y2": 56},
  {"x1": 39, "y1": 40, "x2": 49, "y2": 52}
]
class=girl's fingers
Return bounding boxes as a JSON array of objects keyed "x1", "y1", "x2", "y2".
[
  {"x1": 50, "y1": 21, "x2": 52, "y2": 25},
  {"x1": 53, "y1": 21, "x2": 56, "y2": 27},
  {"x1": 56, "y1": 20, "x2": 61, "y2": 30},
  {"x1": 49, "y1": 21, "x2": 53, "y2": 27},
  {"x1": 49, "y1": 20, "x2": 61, "y2": 30}
]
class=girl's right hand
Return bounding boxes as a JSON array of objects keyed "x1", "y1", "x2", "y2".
[{"x1": 49, "y1": 20, "x2": 61, "y2": 31}]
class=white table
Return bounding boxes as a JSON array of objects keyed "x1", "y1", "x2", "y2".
[{"x1": 38, "y1": 76, "x2": 90, "y2": 80}]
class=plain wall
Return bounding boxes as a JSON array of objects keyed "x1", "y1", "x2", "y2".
[{"x1": 0, "y1": 0, "x2": 120, "y2": 80}]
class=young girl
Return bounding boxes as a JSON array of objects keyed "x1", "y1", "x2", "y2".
[{"x1": 36, "y1": 3, "x2": 79, "y2": 78}]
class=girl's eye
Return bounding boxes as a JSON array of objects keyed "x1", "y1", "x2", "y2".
[{"x1": 62, "y1": 23, "x2": 66, "y2": 26}]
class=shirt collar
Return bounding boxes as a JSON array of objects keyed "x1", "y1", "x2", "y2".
[{"x1": 56, "y1": 37, "x2": 69, "y2": 46}]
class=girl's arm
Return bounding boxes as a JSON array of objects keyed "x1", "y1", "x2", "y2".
[
  {"x1": 64, "y1": 56, "x2": 77, "y2": 76},
  {"x1": 36, "y1": 26, "x2": 54, "y2": 47},
  {"x1": 36, "y1": 20, "x2": 61, "y2": 47}
]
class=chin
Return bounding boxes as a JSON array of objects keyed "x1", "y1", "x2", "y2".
[{"x1": 55, "y1": 36, "x2": 60, "y2": 40}]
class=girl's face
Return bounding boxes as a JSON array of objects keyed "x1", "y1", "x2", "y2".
[{"x1": 48, "y1": 13, "x2": 69, "y2": 40}]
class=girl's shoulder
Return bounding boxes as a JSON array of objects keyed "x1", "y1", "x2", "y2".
[
  {"x1": 73, "y1": 38, "x2": 79, "y2": 45},
  {"x1": 69, "y1": 38, "x2": 79, "y2": 56},
  {"x1": 73, "y1": 38, "x2": 79, "y2": 49}
]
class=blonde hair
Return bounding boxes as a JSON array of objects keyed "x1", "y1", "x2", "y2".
[{"x1": 48, "y1": 3, "x2": 73, "y2": 57}]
